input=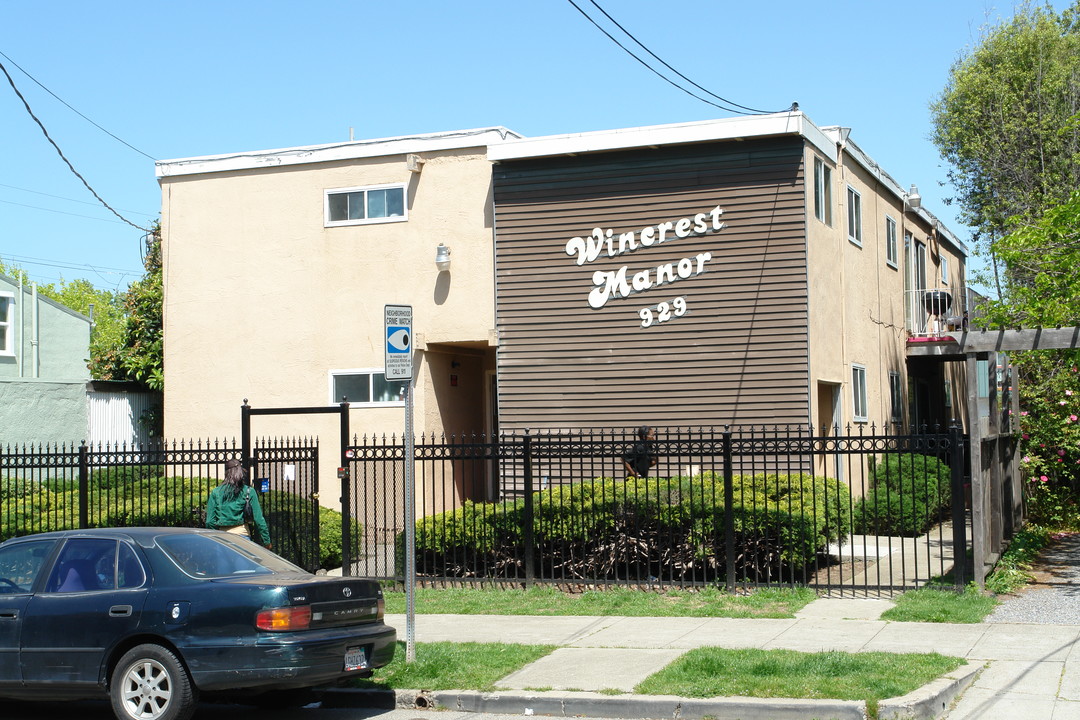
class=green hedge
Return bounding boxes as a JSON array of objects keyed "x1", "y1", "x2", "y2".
[
  {"x1": 0, "y1": 474, "x2": 347, "y2": 571},
  {"x1": 410, "y1": 473, "x2": 852, "y2": 582},
  {"x1": 854, "y1": 453, "x2": 953, "y2": 537}
]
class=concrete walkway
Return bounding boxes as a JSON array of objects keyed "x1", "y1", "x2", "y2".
[{"x1": 331, "y1": 600, "x2": 1080, "y2": 719}]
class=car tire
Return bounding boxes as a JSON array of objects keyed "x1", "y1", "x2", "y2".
[{"x1": 110, "y1": 644, "x2": 198, "y2": 720}]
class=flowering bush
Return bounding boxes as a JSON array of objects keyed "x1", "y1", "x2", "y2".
[{"x1": 1015, "y1": 350, "x2": 1080, "y2": 527}]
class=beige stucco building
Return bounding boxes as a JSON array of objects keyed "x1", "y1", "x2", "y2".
[{"x1": 157, "y1": 112, "x2": 968, "y2": 494}]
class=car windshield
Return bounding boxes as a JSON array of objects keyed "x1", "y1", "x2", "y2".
[{"x1": 158, "y1": 533, "x2": 303, "y2": 578}]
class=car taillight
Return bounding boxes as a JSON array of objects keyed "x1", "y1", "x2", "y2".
[
  {"x1": 256, "y1": 605, "x2": 312, "y2": 631},
  {"x1": 377, "y1": 596, "x2": 385, "y2": 620}
]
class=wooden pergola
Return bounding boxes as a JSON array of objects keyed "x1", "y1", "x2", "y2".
[{"x1": 908, "y1": 327, "x2": 1080, "y2": 585}]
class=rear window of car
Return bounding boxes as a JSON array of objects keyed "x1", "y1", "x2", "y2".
[{"x1": 158, "y1": 534, "x2": 301, "y2": 578}]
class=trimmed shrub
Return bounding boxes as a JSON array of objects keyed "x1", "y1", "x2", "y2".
[
  {"x1": 854, "y1": 453, "x2": 953, "y2": 536},
  {"x1": 409, "y1": 473, "x2": 852, "y2": 583}
]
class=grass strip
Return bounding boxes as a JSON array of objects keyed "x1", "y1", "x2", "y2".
[
  {"x1": 881, "y1": 584, "x2": 998, "y2": 623},
  {"x1": 350, "y1": 641, "x2": 556, "y2": 691},
  {"x1": 635, "y1": 647, "x2": 965, "y2": 702},
  {"x1": 383, "y1": 585, "x2": 816, "y2": 618}
]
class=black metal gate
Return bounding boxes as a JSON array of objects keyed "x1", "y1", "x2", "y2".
[{"x1": 242, "y1": 400, "x2": 351, "y2": 572}]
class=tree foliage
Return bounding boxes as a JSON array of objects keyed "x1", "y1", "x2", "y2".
[
  {"x1": 95, "y1": 225, "x2": 163, "y2": 391},
  {"x1": 930, "y1": 1, "x2": 1080, "y2": 255},
  {"x1": 0, "y1": 259, "x2": 125, "y2": 374}
]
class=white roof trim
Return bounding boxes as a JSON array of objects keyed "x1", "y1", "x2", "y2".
[
  {"x1": 156, "y1": 127, "x2": 523, "y2": 178},
  {"x1": 822, "y1": 127, "x2": 967, "y2": 255},
  {"x1": 488, "y1": 111, "x2": 837, "y2": 163}
]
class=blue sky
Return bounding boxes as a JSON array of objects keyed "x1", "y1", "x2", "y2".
[{"x1": 1, "y1": 1, "x2": 1066, "y2": 292}]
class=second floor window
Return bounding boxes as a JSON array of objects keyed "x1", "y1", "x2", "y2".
[
  {"x1": 885, "y1": 216, "x2": 898, "y2": 267},
  {"x1": 325, "y1": 184, "x2": 406, "y2": 227},
  {"x1": 814, "y1": 157, "x2": 832, "y2": 225},
  {"x1": 0, "y1": 293, "x2": 13, "y2": 355},
  {"x1": 846, "y1": 186, "x2": 862, "y2": 246}
]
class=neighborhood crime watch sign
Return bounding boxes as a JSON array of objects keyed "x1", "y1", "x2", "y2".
[{"x1": 384, "y1": 304, "x2": 413, "y2": 381}]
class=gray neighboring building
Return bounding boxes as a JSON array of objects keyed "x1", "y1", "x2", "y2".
[{"x1": 0, "y1": 273, "x2": 91, "y2": 445}]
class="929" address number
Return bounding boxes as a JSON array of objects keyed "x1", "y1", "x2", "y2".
[{"x1": 639, "y1": 297, "x2": 687, "y2": 328}]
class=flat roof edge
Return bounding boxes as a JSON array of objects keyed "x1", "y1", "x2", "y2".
[
  {"x1": 488, "y1": 111, "x2": 837, "y2": 162},
  {"x1": 156, "y1": 127, "x2": 523, "y2": 178}
]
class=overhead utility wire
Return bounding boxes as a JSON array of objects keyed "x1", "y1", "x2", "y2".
[
  {"x1": 0, "y1": 59, "x2": 150, "y2": 232},
  {"x1": 0, "y1": 50, "x2": 156, "y2": 161},
  {"x1": 565, "y1": 0, "x2": 788, "y2": 115},
  {"x1": 583, "y1": 0, "x2": 781, "y2": 115},
  {"x1": 0, "y1": 181, "x2": 156, "y2": 217}
]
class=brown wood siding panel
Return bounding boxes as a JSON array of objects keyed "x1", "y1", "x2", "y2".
[{"x1": 493, "y1": 138, "x2": 809, "y2": 430}]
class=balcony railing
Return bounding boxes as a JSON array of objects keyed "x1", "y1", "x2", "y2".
[{"x1": 905, "y1": 286, "x2": 983, "y2": 340}]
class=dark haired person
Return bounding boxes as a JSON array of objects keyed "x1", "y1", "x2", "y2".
[
  {"x1": 206, "y1": 458, "x2": 272, "y2": 548},
  {"x1": 622, "y1": 426, "x2": 658, "y2": 479}
]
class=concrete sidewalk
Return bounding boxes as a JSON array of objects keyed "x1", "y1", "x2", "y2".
[{"x1": 326, "y1": 600, "x2": 1080, "y2": 719}]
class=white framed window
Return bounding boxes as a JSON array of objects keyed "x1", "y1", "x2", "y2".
[
  {"x1": 852, "y1": 364, "x2": 868, "y2": 422},
  {"x1": 324, "y1": 184, "x2": 406, "y2": 227},
  {"x1": 813, "y1": 157, "x2": 832, "y2": 226},
  {"x1": 0, "y1": 292, "x2": 13, "y2": 355},
  {"x1": 885, "y1": 216, "x2": 898, "y2": 268},
  {"x1": 889, "y1": 371, "x2": 903, "y2": 422},
  {"x1": 941, "y1": 256, "x2": 949, "y2": 285},
  {"x1": 329, "y1": 369, "x2": 407, "y2": 406},
  {"x1": 846, "y1": 186, "x2": 862, "y2": 246}
]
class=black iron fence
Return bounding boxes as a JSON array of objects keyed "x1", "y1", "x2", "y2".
[
  {"x1": 0, "y1": 438, "x2": 322, "y2": 571},
  {"x1": 346, "y1": 425, "x2": 969, "y2": 596}
]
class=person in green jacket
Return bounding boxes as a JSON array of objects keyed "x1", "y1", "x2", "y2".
[{"x1": 206, "y1": 458, "x2": 271, "y2": 548}]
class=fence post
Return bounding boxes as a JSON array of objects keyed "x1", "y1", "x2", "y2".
[
  {"x1": 241, "y1": 399, "x2": 252, "y2": 471},
  {"x1": 78, "y1": 442, "x2": 89, "y2": 530},
  {"x1": 522, "y1": 432, "x2": 535, "y2": 588},
  {"x1": 949, "y1": 422, "x2": 968, "y2": 591},
  {"x1": 723, "y1": 428, "x2": 735, "y2": 593},
  {"x1": 339, "y1": 401, "x2": 351, "y2": 577}
]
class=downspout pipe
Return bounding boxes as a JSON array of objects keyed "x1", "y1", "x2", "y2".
[{"x1": 31, "y1": 282, "x2": 39, "y2": 379}]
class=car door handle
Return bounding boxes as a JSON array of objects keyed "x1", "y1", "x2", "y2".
[
  {"x1": 109, "y1": 605, "x2": 133, "y2": 617},
  {"x1": 0, "y1": 609, "x2": 17, "y2": 620}
]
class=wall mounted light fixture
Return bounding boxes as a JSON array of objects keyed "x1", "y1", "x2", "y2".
[
  {"x1": 904, "y1": 184, "x2": 922, "y2": 212},
  {"x1": 435, "y1": 243, "x2": 451, "y2": 271}
]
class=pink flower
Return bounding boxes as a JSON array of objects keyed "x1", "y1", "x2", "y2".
[
  {"x1": 1061, "y1": 401, "x2": 1068, "y2": 406},
  {"x1": 1068, "y1": 390, "x2": 1075, "y2": 396},
  {"x1": 1060, "y1": 449, "x2": 1067, "y2": 456},
  {"x1": 1072, "y1": 416, "x2": 1078, "y2": 422},
  {"x1": 1041, "y1": 475, "x2": 1050, "y2": 482},
  {"x1": 1021, "y1": 411, "x2": 1029, "y2": 416},
  {"x1": 1023, "y1": 434, "x2": 1030, "y2": 439}
]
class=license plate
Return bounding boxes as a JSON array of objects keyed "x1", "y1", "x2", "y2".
[{"x1": 344, "y1": 646, "x2": 368, "y2": 671}]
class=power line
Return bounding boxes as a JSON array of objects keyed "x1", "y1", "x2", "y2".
[
  {"x1": 564, "y1": 0, "x2": 788, "y2": 116},
  {"x1": 0, "y1": 58, "x2": 151, "y2": 233},
  {"x1": 0, "y1": 197, "x2": 136, "y2": 225},
  {"x1": 583, "y1": 0, "x2": 780, "y2": 115},
  {"x1": 0, "y1": 49, "x2": 156, "y2": 161},
  {"x1": 0, "y1": 181, "x2": 157, "y2": 217},
  {"x1": 0, "y1": 251, "x2": 139, "y2": 275}
]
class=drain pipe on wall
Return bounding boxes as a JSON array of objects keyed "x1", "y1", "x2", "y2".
[
  {"x1": 16, "y1": 276, "x2": 23, "y2": 378},
  {"x1": 31, "y1": 282, "x2": 39, "y2": 378}
]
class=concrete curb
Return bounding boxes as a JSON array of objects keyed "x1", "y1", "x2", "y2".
[
  {"x1": 877, "y1": 661, "x2": 983, "y2": 720},
  {"x1": 322, "y1": 666, "x2": 982, "y2": 720}
]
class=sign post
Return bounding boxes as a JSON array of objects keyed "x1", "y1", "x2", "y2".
[{"x1": 384, "y1": 305, "x2": 416, "y2": 662}]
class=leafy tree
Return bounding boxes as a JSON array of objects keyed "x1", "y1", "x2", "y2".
[
  {"x1": 930, "y1": 1, "x2": 1080, "y2": 263},
  {"x1": 0, "y1": 259, "x2": 125, "y2": 375},
  {"x1": 96, "y1": 224, "x2": 163, "y2": 391}
]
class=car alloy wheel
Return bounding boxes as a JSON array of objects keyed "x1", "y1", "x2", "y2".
[{"x1": 110, "y1": 644, "x2": 197, "y2": 720}]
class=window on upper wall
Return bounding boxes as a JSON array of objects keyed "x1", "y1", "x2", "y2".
[
  {"x1": 852, "y1": 364, "x2": 868, "y2": 422},
  {"x1": 324, "y1": 184, "x2": 406, "y2": 227},
  {"x1": 941, "y1": 256, "x2": 949, "y2": 285},
  {"x1": 813, "y1": 157, "x2": 832, "y2": 226},
  {"x1": 846, "y1": 186, "x2": 862, "y2": 246},
  {"x1": 889, "y1": 371, "x2": 903, "y2": 423},
  {"x1": 885, "y1": 216, "x2": 898, "y2": 268},
  {"x1": 0, "y1": 292, "x2": 13, "y2": 355},
  {"x1": 329, "y1": 369, "x2": 407, "y2": 406}
]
